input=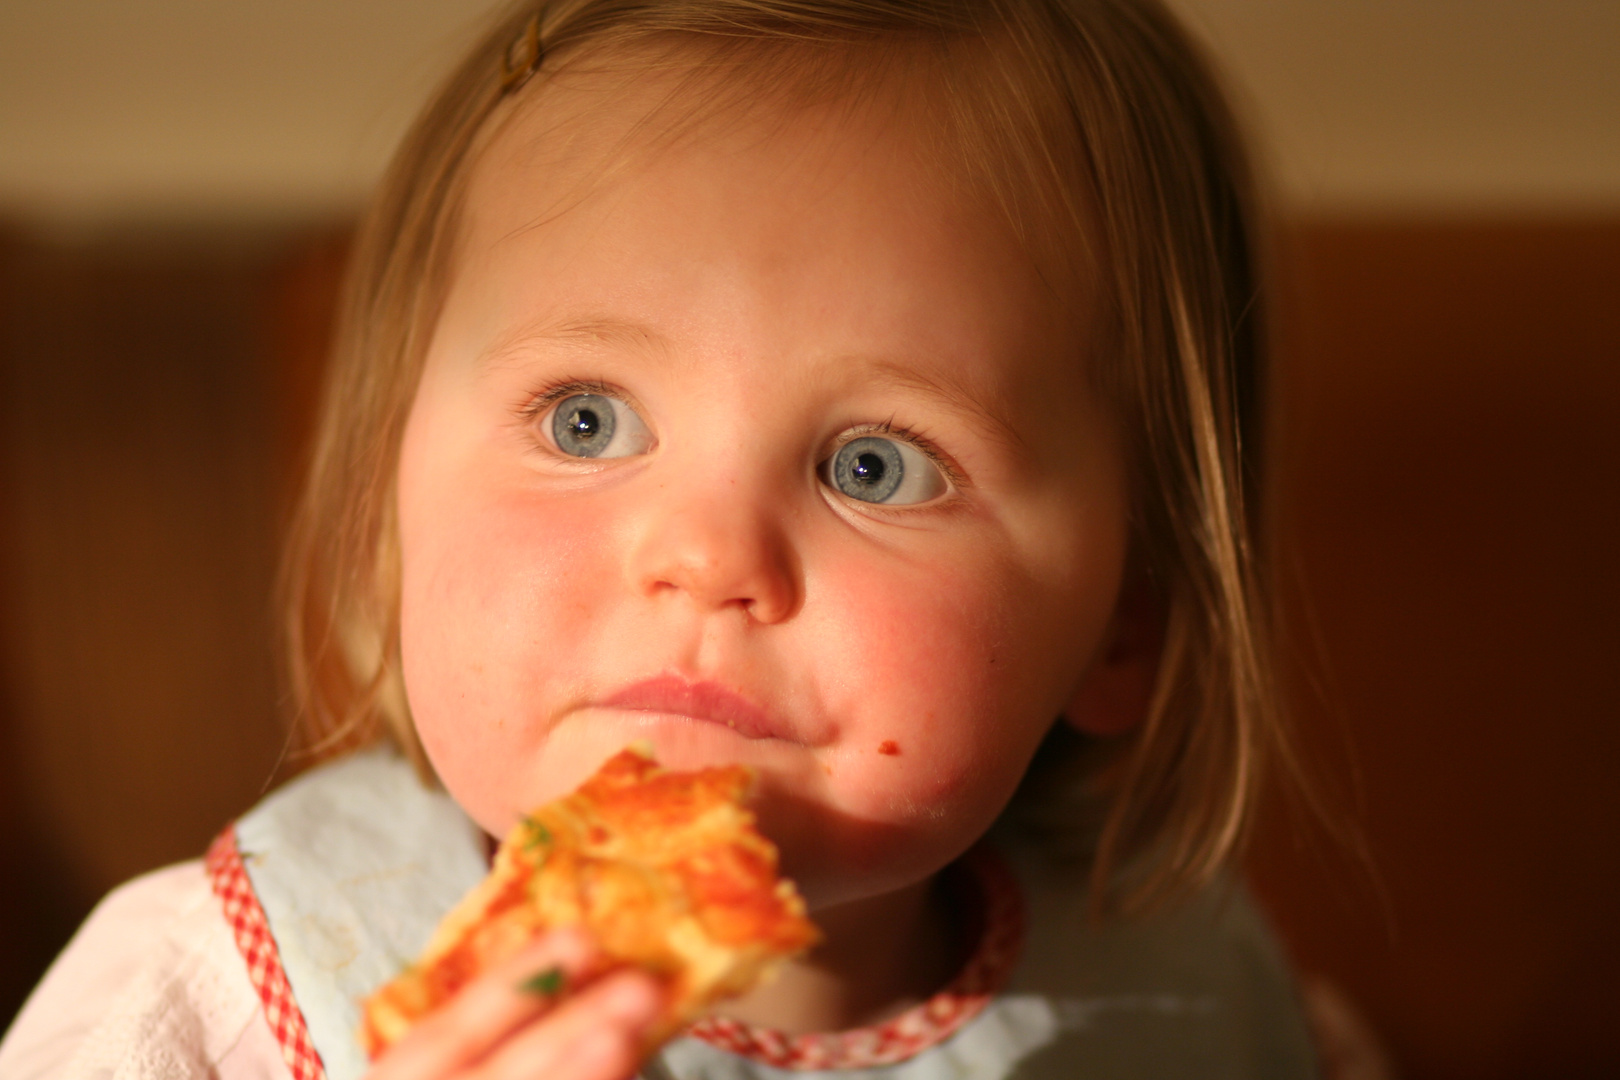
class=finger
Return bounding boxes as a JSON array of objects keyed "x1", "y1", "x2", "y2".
[
  {"x1": 368, "y1": 929, "x2": 600, "y2": 1080},
  {"x1": 466, "y1": 968, "x2": 665, "y2": 1080}
]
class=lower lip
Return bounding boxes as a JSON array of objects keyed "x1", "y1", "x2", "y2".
[
  {"x1": 600, "y1": 680, "x2": 781, "y2": 740},
  {"x1": 603, "y1": 708, "x2": 778, "y2": 742}
]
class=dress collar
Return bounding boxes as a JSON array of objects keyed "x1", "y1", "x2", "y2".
[{"x1": 684, "y1": 843, "x2": 1026, "y2": 1071}]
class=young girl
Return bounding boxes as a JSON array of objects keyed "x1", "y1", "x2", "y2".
[{"x1": 1, "y1": 1, "x2": 1315, "y2": 1077}]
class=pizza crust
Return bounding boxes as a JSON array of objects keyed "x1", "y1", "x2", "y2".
[{"x1": 359, "y1": 745, "x2": 818, "y2": 1058}]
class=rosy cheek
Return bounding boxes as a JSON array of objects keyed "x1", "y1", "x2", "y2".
[
  {"x1": 417, "y1": 492, "x2": 605, "y2": 675},
  {"x1": 816, "y1": 549, "x2": 1030, "y2": 802},
  {"x1": 400, "y1": 454, "x2": 597, "y2": 757},
  {"x1": 860, "y1": 562, "x2": 1011, "y2": 699}
]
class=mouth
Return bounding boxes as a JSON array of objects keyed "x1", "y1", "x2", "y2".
[{"x1": 600, "y1": 675, "x2": 784, "y2": 741}]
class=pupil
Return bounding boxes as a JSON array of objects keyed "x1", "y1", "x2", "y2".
[
  {"x1": 852, "y1": 452, "x2": 885, "y2": 485},
  {"x1": 571, "y1": 409, "x2": 600, "y2": 438}
]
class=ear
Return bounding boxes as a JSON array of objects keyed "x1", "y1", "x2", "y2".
[{"x1": 1062, "y1": 569, "x2": 1167, "y2": 738}]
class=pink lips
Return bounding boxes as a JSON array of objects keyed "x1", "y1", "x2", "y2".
[{"x1": 601, "y1": 675, "x2": 782, "y2": 740}]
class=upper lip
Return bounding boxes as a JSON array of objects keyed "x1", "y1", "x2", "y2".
[{"x1": 600, "y1": 674, "x2": 783, "y2": 740}]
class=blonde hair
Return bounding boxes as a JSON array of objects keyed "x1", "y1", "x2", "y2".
[{"x1": 283, "y1": 0, "x2": 1278, "y2": 912}]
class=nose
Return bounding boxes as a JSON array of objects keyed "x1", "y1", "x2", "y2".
[{"x1": 625, "y1": 476, "x2": 801, "y2": 625}]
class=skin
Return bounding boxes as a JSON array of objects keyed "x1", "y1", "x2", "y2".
[{"x1": 380, "y1": 60, "x2": 1148, "y2": 1079}]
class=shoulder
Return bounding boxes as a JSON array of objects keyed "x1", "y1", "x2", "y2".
[
  {"x1": 665, "y1": 844, "x2": 1317, "y2": 1080},
  {"x1": 1001, "y1": 849, "x2": 1318, "y2": 1079},
  {"x1": 0, "y1": 749, "x2": 465, "y2": 1080},
  {"x1": 0, "y1": 862, "x2": 215, "y2": 1077},
  {"x1": 0, "y1": 860, "x2": 289, "y2": 1080}
]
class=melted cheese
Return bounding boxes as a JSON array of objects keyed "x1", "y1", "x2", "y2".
[{"x1": 359, "y1": 746, "x2": 817, "y2": 1058}]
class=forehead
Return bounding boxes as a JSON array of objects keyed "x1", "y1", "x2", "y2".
[{"x1": 442, "y1": 43, "x2": 1096, "y2": 424}]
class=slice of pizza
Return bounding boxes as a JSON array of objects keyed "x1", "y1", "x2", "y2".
[{"x1": 359, "y1": 744, "x2": 819, "y2": 1058}]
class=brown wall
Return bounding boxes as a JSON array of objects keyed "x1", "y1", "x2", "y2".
[
  {"x1": 1, "y1": 218, "x2": 1617, "y2": 1078},
  {"x1": 0, "y1": 227, "x2": 318, "y2": 1023},
  {"x1": 1248, "y1": 219, "x2": 1620, "y2": 1079}
]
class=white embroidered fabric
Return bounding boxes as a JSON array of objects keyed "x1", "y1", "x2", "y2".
[{"x1": 0, "y1": 862, "x2": 291, "y2": 1080}]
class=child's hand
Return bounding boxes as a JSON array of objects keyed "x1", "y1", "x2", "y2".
[{"x1": 365, "y1": 930, "x2": 666, "y2": 1080}]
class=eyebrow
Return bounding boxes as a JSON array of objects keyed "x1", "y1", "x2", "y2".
[
  {"x1": 477, "y1": 317, "x2": 671, "y2": 370},
  {"x1": 855, "y1": 357, "x2": 1027, "y2": 454}
]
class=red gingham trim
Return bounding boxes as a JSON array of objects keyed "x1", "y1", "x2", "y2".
[
  {"x1": 206, "y1": 825, "x2": 329, "y2": 1080},
  {"x1": 686, "y1": 843, "x2": 1026, "y2": 1070}
]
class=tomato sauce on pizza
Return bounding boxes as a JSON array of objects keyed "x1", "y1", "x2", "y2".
[{"x1": 359, "y1": 745, "x2": 818, "y2": 1058}]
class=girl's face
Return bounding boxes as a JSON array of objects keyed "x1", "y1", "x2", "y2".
[{"x1": 396, "y1": 71, "x2": 1129, "y2": 911}]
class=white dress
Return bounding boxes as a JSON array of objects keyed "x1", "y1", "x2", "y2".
[{"x1": 0, "y1": 747, "x2": 1317, "y2": 1080}]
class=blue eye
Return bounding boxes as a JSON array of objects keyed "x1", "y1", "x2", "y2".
[
  {"x1": 823, "y1": 436, "x2": 946, "y2": 505},
  {"x1": 548, "y1": 393, "x2": 653, "y2": 458}
]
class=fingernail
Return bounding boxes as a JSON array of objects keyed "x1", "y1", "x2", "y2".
[
  {"x1": 575, "y1": 1027, "x2": 626, "y2": 1069},
  {"x1": 600, "y1": 974, "x2": 660, "y2": 1023}
]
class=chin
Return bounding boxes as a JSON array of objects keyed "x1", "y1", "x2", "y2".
[{"x1": 758, "y1": 790, "x2": 990, "y2": 914}]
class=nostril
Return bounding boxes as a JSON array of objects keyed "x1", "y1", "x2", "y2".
[{"x1": 740, "y1": 586, "x2": 792, "y2": 625}]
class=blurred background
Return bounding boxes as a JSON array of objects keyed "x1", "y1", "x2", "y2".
[{"x1": 0, "y1": 2, "x2": 1616, "y2": 1077}]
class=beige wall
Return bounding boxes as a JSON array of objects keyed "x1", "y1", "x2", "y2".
[
  {"x1": 1168, "y1": 0, "x2": 1620, "y2": 212},
  {"x1": 1, "y1": 0, "x2": 1618, "y2": 224}
]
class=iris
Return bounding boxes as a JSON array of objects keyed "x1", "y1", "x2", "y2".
[
  {"x1": 553, "y1": 393, "x2": 618, "y2": 457},
  {"x1": 832, "y1": 437, "x2": 904, "y2": 503}
]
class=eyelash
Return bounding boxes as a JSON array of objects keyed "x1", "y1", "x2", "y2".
[
  {"x1": 515, "y1": 377, "x2": 623, "y2": 426},
  {"x1": 829, "y1": 419, "x2": 967, "y2": 490},
  {"x1": 515, "y1": 379, "x2": 967, "y2": 490}
]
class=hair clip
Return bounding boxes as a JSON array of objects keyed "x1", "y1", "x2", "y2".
[{"x1": 501, "y1": 14, "x2": 543, "y2": 93}]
